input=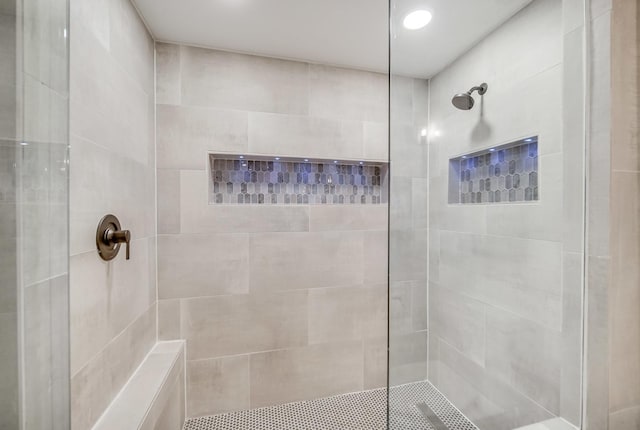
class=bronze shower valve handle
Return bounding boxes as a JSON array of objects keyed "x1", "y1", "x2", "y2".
[{"x1": 96, "y1": 214, "x2": 131, "y2": 261}]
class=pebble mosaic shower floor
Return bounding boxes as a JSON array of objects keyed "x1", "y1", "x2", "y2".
[{"x1": 183, "y1": 381, "x2": 478, "y2": 430}]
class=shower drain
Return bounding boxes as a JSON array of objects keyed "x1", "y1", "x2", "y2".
[{"x1": 183, "y1": 381, "x2": 478, "y2": 430}]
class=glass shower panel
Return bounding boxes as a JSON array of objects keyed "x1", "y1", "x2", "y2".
[
  {"x1": 0, "y1": 0, "x2": 70, "y2": 427},
  {"x1": 388, "y1": 0, "x2": 586, "y2": 429}
]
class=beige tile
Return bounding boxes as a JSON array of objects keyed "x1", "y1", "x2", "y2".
[
  {"x1": 181, "y1": 46, "x2": 308, "y2": 114},
  {"x1": 180, "y1": 291, "x2": 308, "y2": 359},
  {"x1": 179, "y1": 170, "x2": 310, "y2": 234},
  {"x1": 155, "y1": 42, "x2": 181, "y2": 105},
  {"x1": 248, "y1": 112, "x2": 364, "y2": 160},
  {"x1": 249, "y1": 231, "x2": 364, "y2": 292},
  {"x1": 187, "y1": 355, "x2": 249, "y2": 417},
  {"x1": 157, "y1": 104, "x2": 248, "y2": 170},
  {"x1": 250, "y1": 341, "x2": 363, "y2": 408},
  {"x1": 157, "y1": 233, "x2": 249, "y2": 300},
  {"x1": 308, "y1": 64, "x2": 387, "y2": 123},
  {"x1": 610, "y1": 405, "x2": 640, "y2": 430},
  {"x1": 308, "y1": 205, "x2": 387, "y2": 232}
]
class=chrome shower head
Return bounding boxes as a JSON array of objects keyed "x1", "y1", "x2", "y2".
[{"x1": 452, "y1": 83, "x2": 488, "y2": 110}]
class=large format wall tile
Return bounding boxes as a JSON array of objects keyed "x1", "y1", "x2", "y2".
[
  {"x1": 180, "y1": 291, "x2": 308, "y2": 359},
  {"x1": 249, "y1": 341, "x2": 364, "y2": 408},
  {"x1": 156, "y1": 42, "x2": 394, "y2": 417},
  {"x1": 157, "y1": 233, "x2": 249, "y2": 299},
  {"x1": 187, "y1": 356, "x2": 250, "y2": 417},
  {"x1": 70, "y1": 0, "x2": 156, "y2": 427},
  {"x1": 249, "y1": 231, "x2": 364, "y2": 292},
  {"x1": 180, "y1": 46, "x2": 309, "y2": 115},
  {"x1": 308, "y1": 64, "x2": 387, "y2": 123}
]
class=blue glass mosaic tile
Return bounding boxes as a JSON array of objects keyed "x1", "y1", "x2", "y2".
[{"x1": 209, "y1": 156, "x2": 385, "y2": 205}]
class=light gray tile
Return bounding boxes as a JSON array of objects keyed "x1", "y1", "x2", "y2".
[
  {"x1": 249, "y1": 231, "x2": 364, "y2": 292},
  {"x1": 485, "y1": 307, "x2": 562, "y2": 415},
  {"x1": 155, "y1": 42, "x2": 181, "y2": 105},
  {"x1": 364, "y1": 230, "x2": 388, "y2": 285},
  {"x1": 71, "y1": 304, "x2": 156, "y2": 430},
  {"x1": 364, "y1": 337, "x2": 388, "y2": 390},
  {"x1": 308, "y1": 64, "x2": 387, "y2": 123},
  {"x1": 363, "y1": 121, "x2": 389, "y2": 161},
  {"x1": 180, "y1": 291, "x2": 308, "y2": 359},
  {"x1": 181, "y1": 46, "x2": 308, "y2": 114},
  {"x1": 248, "y1": 112, "x2": 364, "y2": 160},
  {"x1": 157, "y1": 104, "x2": 248, "y2": 170},
  {"x1": 187, "y1": 355, "x2": 249, "y2": 417},
  {"x1": 389, "y1": 228, "x2": 428, "y2": 282},
  {"x1": 430, "y1": 285, "x2": 485, "y2": 366},
  {"x1": 308, "y1": 205, "x2": 387, "y2": 232},
  {"x1": 250, "y1": 341, "x2": 363, "y2": 408},
  {"x1": 158, "y1": 233, "x2": 249, "y2": 300},
  {"x1": 70, "y1": 239, "x2": 154, "y2": 375},
  {"x1": 158, "y1": 299, "x2": 181, "y2": 341},
  {"x1": 389, "y1": 331, "x2": 428, "y2": 385},
  {"x1": 308, "y1": 285, "x2": 386, "y2": 344},
  {"x1": 158, "y1": 169, "x2": 181, "y2": 234},
  {"x1": 438, "y1": 231, "x2": 563, "y2": 329},
  {"x1": 435, "y1": 340, "x2": 555, "y2": 430}
]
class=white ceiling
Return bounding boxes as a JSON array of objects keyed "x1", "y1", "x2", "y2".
[{"x1": 133, "y1": 0, "x2": 532, "y2": 78}]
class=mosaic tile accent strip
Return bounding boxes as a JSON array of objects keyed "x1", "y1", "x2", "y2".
[
  {"x1": 183, "y1": 381, "x2": 478, "y2": 430},
  {"x1": 209, "y1": 156, "x2": 385, "y2": 205},
  {"x1": 451, "y1": 138, "x2": 539, "y2": 204}
]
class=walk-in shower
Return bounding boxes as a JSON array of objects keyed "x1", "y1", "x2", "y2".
[{"x1": 3, "y1": 0, "x2": 639, "y2": 429}]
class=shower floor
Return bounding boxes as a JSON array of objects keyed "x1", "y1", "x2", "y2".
[{"x1": 183, "y1": 381, "x2": 478, "y2": 430}]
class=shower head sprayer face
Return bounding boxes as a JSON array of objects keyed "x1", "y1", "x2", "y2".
[{"x1": 451, "y1": 83, "x2": 488, "y2": 110}]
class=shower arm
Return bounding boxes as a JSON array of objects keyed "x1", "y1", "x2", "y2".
[{"x1": 468, "y1": 83, "x2": 488, "y2": 96}]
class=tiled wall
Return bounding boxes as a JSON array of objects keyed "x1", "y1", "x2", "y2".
[
  {"x1": 156, "y1": 43, "x2": 394, "y2": 417},
  {"x1": 209, "y1": 157, "x2": 386, "y2": 205},
  {"x1": 387, "y1": 75, "x2": 430, "y2": 387},
  {"x1": 69, "y1": 0, "x2": 157, "y2": 428},
  {"x1": 423, "y1": 0, "x2": 584, "y2": 428}
]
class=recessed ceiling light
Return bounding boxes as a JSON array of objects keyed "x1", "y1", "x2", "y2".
[{"x1": 403, "y1": 10, "x2": 432, "y2": 30}]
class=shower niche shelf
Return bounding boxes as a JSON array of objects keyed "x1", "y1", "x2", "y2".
[
  {"x1": 208, "y1": 154, "x2": 388, "y2": 205},
  {"x1": 448, "y1": 136, "x2": 539, "y2": 205}
]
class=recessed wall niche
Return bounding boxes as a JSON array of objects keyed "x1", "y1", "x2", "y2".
[
  {"x1": 448, "y1": 137, "x2": 539, "y2": 204},
  {"x1": 209, "y1": 154, "x2": 389, "y2": 205}
]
